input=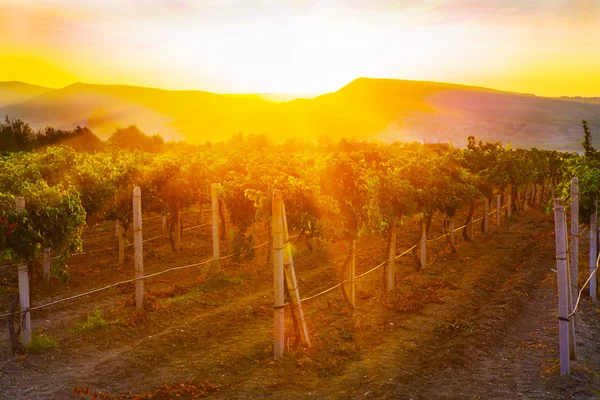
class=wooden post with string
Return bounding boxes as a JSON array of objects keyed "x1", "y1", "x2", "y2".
[
  {"x1": 15, "y1": 197, "x2": 31, "y2": 347},
  {"x1": 211, "y1": 183, "x2": 221, "y2": 272},
  {"x1": 496, "y1": 195, "x2": 502, "y2": 226},
  {"x1": 484, "y1": 198, "x2": 490, "y2": 233},
  {"x1": 174, "y1": 202, "x2": 181, "y2": 252},
  {"x1": 387, "y1": 220, "x2": 397, "y2": 291},
  {"x1": 590, "y1": 197, "x2": 597, "y2": 301},
  {"x1": 449, "y1": 218, "x2": 455, "y2": 246},
  {"x1": 349, "y1": 240, "x2": 356, "y2": 308},
  {"x1": 554, "y1": 198, "x2": 570, "y2": 375},
  {"x1": 570, "y1": 178, "x2": 579, "y2": 316},
  {"x1": 420, "y1": 216, "x2": 427, "y2": 269},
  {"x1": 272, "y1": 190, "x2": 285, "y2": 359},
  {"x1": 562, "y1": 201, "x2": 577, "y2": 360},
  {"x1": 281, "y1": 200, "x2": 310, "y2": 347},
  {"x1": 133, "y1": 186, "x2": 144, "y2": 311}
]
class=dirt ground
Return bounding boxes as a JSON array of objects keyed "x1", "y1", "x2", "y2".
[{"x1": 0, "y1": 206, "x2": 599, "y2": 399}]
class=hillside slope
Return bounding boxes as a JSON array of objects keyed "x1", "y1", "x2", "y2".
[{"x1": 0, "y1": 82, "x2": 53, "y2": 108}]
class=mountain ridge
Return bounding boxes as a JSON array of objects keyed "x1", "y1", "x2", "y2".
[{"x1": 1, "y1": 78, "x2": 599, "y2": 150}]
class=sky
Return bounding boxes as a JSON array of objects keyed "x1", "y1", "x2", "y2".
[{"x1": 1, "y1": 0, "x2": 599, "y2": 96}]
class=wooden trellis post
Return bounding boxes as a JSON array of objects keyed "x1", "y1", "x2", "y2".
[
  {"x1": 348, "y1": 240, "x2": 357, "y2": 309},
  {"x1": 570, "y1": 178, "x2": 579, "y2": 311},
  {"x1": 281, "y1": 200, "x2": 310, "y2": 347},
  {"x1": 211, "y1": 183, "x2": 221, "y2": 271},
  {"x1": 15, "y1": 197, "x2": 31, "y2": 347},
  {"x1": 387, "y1": 220, "x2": 397, "y2": 291},
  {"x1": 507, "y1": 193, "x2": 512, "y2": 218},
  {"x1": 484, "y1": 198, "x2": 490, "y2": 233},
  {"x1": 272, "y1": 191, "x2": 285, "y2": 359},
  {"x1": 449, "y1": 218, "x2": 455, "y2": 246},
  {"x1": 420, "y1": 216, "x2": 427, "y2": 269},
  {"x1": 133, "y1": 186, "x2": 144, "y2": 311},
  {"x1": 174, "y1": 203, "x2": 181, "y2": 252},
  {"x1": 43, "y1": 247, "x2": 51, "y2": 282},
  {"x1": 590, "y1": 197, "x2": 597, "y2": 301},
  {"x1": 116, "y1": 219, "x2": 124, "y2": 265},
  {"x1": 563, "y1": 203, "x2": 577, "y2": 360},
  {"x1": 554, "y1": 199, "x2": 570, "y2": 375},
  {"x1": 496, "y1": 195, "x2": 501, "y2": 226}
]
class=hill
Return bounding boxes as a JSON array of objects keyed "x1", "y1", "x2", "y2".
[
  {"x1": 1, "y1": 78, "x2": 599, "y2": 150},
  {"x1": 0, "y1": 82, "x2": 53, "y2": 108}
]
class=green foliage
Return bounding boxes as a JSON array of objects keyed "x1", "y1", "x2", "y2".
[
  {"x1": 77, "y1": 307, "x2": 108, "y2": 331},
  {"x1": 29, "y1": 332, "x2": 58, "y2": 353}
]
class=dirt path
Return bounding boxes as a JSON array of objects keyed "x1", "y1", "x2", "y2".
[{"x1": 1, "y1": 210, "x2": 599, "y2": 399}]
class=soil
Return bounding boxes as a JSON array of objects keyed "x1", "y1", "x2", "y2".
[{"x1": 0, "y1": 206, "x2": 599, "y2": 399}]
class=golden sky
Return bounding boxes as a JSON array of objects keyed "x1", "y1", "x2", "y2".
[{"x1": 1, "y1": 0, "x2": 599, "y2": 96}]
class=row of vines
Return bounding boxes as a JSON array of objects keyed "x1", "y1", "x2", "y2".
[{"x1": 0, "y1": 133, "x2": 569, "y2": 278}]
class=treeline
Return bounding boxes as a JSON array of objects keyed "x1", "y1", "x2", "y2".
[{"x1": 0, "y1": 116, "x2": 163, "y2": 153}]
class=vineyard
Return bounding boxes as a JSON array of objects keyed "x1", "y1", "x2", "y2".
[{"x1": 1, "y1": 124, "x2": 600, "y2": 399}]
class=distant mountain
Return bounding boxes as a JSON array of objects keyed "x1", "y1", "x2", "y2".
[
  {"x1": 1, "y1": 78, "x2": 599, "y2": 151},
  {"x1": 0, "y1": 82, "x2": 53, "y2": 108}
]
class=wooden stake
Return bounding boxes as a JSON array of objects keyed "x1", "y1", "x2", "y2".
[
  {"x1": 387, "y1": 220, "x2": 397, "y2": 291},
  {"x1": 496, "y1": 195, "x2": 501, "y2": 226},
  {"x1": 349, "y1": 239, "x2": 356, "y2": 308},
  {"x1": 116, "y1": 219, "x2": 124, "y2": 265},
  {"x1": 15, "y1": 197, "x2": 31, "y2": 347},
  {"x1": 507, "y1": 193, "x2": 512, "y2": 218},
  {"x1": 563, "y1": 207, "x2": 577, "y2": 360},
  {"x1": 211, "y1": 183, "x2": 221, "y2": 271},
  {"x1": 133, "y1": 186, "x2": 144, "y2": 311},
  {"x1": 43, "y1": 247, "x2": 51, "y2": 282},
  {"x1": 449, "y1": 219, "x2": 455, "y2": 246},
  {"x1": 272, "y1": 191, "x2": 285, "y2": 359},
  {"x1": 174, "y1": 203, "x2": 181, "y2": 252},
  {"x1": 281, "y1": 201, "x2": 310, "y2": 347},
  {"x1": 590, "y1": 198, "x2": 597, "y2": 301},
  {"x1": 554, "y1": 199, "x2": 570, "y2": 375},
  {"x1": 420, "y1": 216, "x2": 427, "y2": 269},
  {"x1": 484, "y1": 198, "x2": 490, "y2": 233},
  {"x1": 162, "y1": 214, "x2": 167, "y2": 233},
  {"x1": 570, "y1": 177, "x2": 579, "y2": 310}
]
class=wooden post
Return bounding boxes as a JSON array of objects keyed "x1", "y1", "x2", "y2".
[
  {"x1": 15, "y1": 197, "x2": 31, "y2": 347},
  {"x1": 449, "y1": 219, "x2": 455, "y2": 246},
  {"x1": 524, "y1": 187, "x2": 530, "y2": 212},
  {"x1": 563, "y1": 207, "x2": 577, "y2": 359},
  {"x1": 554, "y1": 199, "x2": 570, "y2": 375},
  {"x1": 517, "y1": 188, "x2": 521, "y2": 214},
  {"x1": 420, "y1": 216, "x2": 427, "y2": 269},
  {"x1": 349, "y1": 239, "x2": 356, "y2": 308},
  {"x1": 484, "y1": 198, "x2": 490, "y2": 233},
  {"x1": 174, "y1": 204, "x2": 181, "y2": 252},
  {"x1": 468, "y1": 212, "x2": 474, "y2": 239},
  {"x1": 570, "y1": 178, "x2": 579, "y2": 310},
  {"x1": 507, "y1": 193, "x2": 512, "y2": 218},
  {"x1": 133, "y1": 186, "x2": 144, "y2": 311},
  {"x1": 281, "y1": 201, "x2": 310, "y2": 347},
  {"x1": 211, "y1": 183, "x2": 220, "y2": 271},
  {"x1": 116, "y1": 219, "x2": 124, "y2": 265},
  {"x1": 590, "y1": 198, "x2": 597, "y2": 301},
  {"x1": 161, "y1": 214, "x2": 167, "y2": 233},
  {"x1": 272, "y1": 191, "x2": 284, "y2": 359},
  {"x1": 43, "y1": 247, "x2": 51, "y2": 282},
  {"x1": 387, "y1": 220, "x2": 397, "y2": 291},
  {"x1": 496, "y1": 195, "x2": 501, "y2": 226}
]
